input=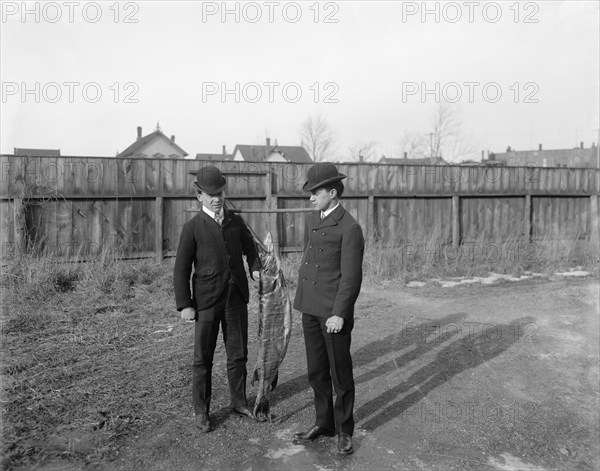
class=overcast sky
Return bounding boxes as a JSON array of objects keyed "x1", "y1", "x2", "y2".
[{"x1": 1, "y1": 0, "x2": 599, "y2": 162}]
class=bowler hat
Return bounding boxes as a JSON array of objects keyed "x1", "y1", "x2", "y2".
[
  {"x1": 193, "y1": 166, "x2": 227, "y2": 193},
  {"x1": 302, "y1": 162, "x2": 346, "y2": 192}
]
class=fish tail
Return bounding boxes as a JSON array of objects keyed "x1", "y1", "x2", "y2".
[{"x1": 253, "y1": 396, "x2": 270, "y2": 423}]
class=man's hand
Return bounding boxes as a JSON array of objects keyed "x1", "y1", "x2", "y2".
[
  {"x1": 252, "y1": 270, "x2": 260, "y2": 280},
  {"x1": 181, "y1": 307, "x2": 196, "y2": 322},
  {"x1": 326, "y1": 315, "x2": 344, "y2": 334}
]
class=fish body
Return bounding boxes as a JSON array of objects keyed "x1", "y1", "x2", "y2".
[{"x1": 251, "y1": 232, "x2": 292, "y2": 421}]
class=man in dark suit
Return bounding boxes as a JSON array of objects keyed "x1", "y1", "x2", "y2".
[
  {"x1": 292, "y1": 162, "x2": 365, "y2": 454},
  {"x1": 173, "y1": 166, "x2": 261, "y2": 432}
]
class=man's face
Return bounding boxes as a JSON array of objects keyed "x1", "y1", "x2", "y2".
[
  {"x1": 309, "y1": 187, "x2": 336, "y2": 212},
  {"x1": 198, "y1": 190, "x2": 225, "y2": 213}
]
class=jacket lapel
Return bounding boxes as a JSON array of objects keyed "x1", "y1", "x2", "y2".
[{"x1": 316, "y1": 204, "x2": 345, "y2": 228}]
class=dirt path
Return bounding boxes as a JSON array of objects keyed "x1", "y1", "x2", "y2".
[{"x1": 110, "y1": 276, "x2": 599, "y2": 471}]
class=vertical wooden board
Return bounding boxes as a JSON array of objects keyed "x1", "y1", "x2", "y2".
[
  {"x1": 357, "y1": 198, "x2": 368, "y2": 236},
  {"x1": 377, "y1": 198, "x2": 388, "y2": 241},
  {"x1": 102, "y1": 159, "x2": 117, "y2": 196},
  {"x1": 42, "y1": 199, "x2": 58, "y2": 253},
  {"x1": 72, "y1": 158, "x2": 87, "y2": 196},
  {"x1": 85, "y1": 158, "x2": 101, "y2": 196},
  {"x1": 162, "y1": 159, "x2": 175, "y2": 195},
  {"x1": 345, "y1": 164, "x2": 358, "y2": 194},
  {"x1": 146, "y1": 158, "x2": 160, "y2": 193},
  {"x1": 0, "y1": 155, "x2": 10, "y2": 198},
  {"x1": 367, "y1": 165, "x2": 379, "y2": 192},
  {"x1": 141, "y1": 198, "x2": 154, "y2": 252},
  {"x1": 0, "y1": 200, "x2": 13, "y2": 258},
  {"x1": 378, "y1": 164, "x2": 389, "y2": 192},
  {"x1": 88, "y1": 200, "x2": 102, "y2": 255},
  {"x1": 357, "y1": 164, "x2": 368, "y2": 193},
  {"x1": 55, "y1": 200, "x2": 72, "y2": 255},
  {"x1": 101, "y1": 199, "x2": 118, "y2": 248}
]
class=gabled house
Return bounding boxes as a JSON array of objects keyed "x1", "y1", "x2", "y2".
[
  {"x1": 117, "y1": 125, "x2": 188, "y2": 159},
  {"x1": 196, "y1": 145, "x2": 233, "y2": 161},
  {"x1": 231, "y1": 138, "x2": 312, "y2": 163},
  {"x1": 14, "y1": 148, "x2": 61, "y2": 157}
]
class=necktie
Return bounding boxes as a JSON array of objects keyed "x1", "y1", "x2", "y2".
[
  {"x1": 320, "y1": 212, "x2": 325, "y2": 220},
  {"x1": 215, "y1": 212, "x2": 223, "y2": 226}
]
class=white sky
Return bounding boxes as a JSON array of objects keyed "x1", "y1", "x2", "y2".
[{"x1": 1, "y1": 0, "x2": 599, "y2": 162}]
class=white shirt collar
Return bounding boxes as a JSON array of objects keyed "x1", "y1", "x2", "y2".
[
  {"x1": 202, "y1": 206, "x2": 223, "y2": 220},
  {"x1": 321, "y1": 202, "x2": 339, "y2": 219}
]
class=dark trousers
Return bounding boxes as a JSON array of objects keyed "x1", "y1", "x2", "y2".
[
  {"x1": 302, "y1": 313, "x2": 355, "y2": 435},
  {"x1": 193, "y1": 282, "x2": 248, "y2": 416}
]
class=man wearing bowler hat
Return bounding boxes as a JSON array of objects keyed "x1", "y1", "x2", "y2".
[
  {"x1": 292, "y1": 162, "x2": 365, "y2": 454},
  {"x1": 173, "y1": 165, "x2": 262, "y2": 432}
]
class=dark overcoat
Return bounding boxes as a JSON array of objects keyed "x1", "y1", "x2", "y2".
[
  {"x1": 293, "y1": 204, "x2": 364, "y2": 319},
  {"x1": 173, "y1": 209, "x2": 259, "y2": 312}
]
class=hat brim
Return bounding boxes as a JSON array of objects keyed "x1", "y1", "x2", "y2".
[
  {"x1": 302, "y1": 174, "x2": 346, "y2": 192},
  {"x1": 194, "y1": 180, "x2": 227, "y2": 194}
]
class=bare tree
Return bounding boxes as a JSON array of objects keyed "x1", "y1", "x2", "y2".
[
  {"x1": 397, "y1": 132, "x2": 428, "y2": 159},
  {"x1": 299, "y1": 113, "x2": 337, "y2": 162},
  {"x1": 347, "y1": 141, "x2": 380, "y2": 162},
  {"x1": 428, "y1": 102, "x2": 477, "y2": 162}
]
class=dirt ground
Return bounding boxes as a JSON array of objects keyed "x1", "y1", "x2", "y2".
[{"x1": 73, "y1": 274, "x2": 596, "y2": 471}]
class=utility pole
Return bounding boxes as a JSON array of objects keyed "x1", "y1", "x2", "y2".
[{"x1": 426, "y1": 132, "x2": 435, "y2": 158}]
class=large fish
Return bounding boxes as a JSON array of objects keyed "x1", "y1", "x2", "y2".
[{"x1": 251, "y1": 231, "x2": 293, "y2": 422}]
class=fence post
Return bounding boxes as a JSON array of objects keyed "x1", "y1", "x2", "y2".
[
  {"x1": 155, "y1": 196, "x2": 163, "y2": 262},
  {"x1": 525, "y1": 194, "x2": 532, "y2": 242},
  {"x1": 265, "y1": 168, "x2": 279, "y2": 253},
  {"x1": 13, "y1": 197, "x2": 25, "y2": 253},
  {"x1": 367, "y1": 195, "x2": 375, "y2": 241},
  {"x1": 591, "y1": 194, "x2": 599, "y2": 243},
  {"x1": 452, "y1": 195, "x2": 460, "y2": 246}
]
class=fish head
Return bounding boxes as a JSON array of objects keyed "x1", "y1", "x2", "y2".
[{"x1": 259, "y1": 231, "x2": 279, "y2": 276}]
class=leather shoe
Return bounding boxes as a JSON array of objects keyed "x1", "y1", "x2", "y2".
[
  {"x1": 195, "y1": 413, "x2": 212, "y2": 433},
  {"x1": 232, "y1": 405, "x2": 255, "y2": 420},
  {"x1": 293, "y1": 425, "x2": 335, "y2": 443},
  {"x1": 337, "y1": 433, "x2": 353, "y2": 455}
]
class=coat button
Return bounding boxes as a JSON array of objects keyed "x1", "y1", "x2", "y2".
[
  {"x1": 312, "y1": 229, "x2": 316, "y2": 232},
  {"x1": 315, "y1": 264, "x2": 319, "y2": 268},
  {"x1": 322, "y1": 232, "x2": 326, "y2": 235},
  {"x1": 302, "y1": 277, "x2": 306, "y2": 281},
  {"x1": 312, "y1": 281, "x2": 316, "y2": 285},
  {"x1": 319, "y1": 248, "x2": 323, "y2": 252},
  {"x1": 305, "y1": 262, "x2": 309, "y2": 265},
  {"x1": 309, "y1": 245, "x2": 313, "y2": 249}
]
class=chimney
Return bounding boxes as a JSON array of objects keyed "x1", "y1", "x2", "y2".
[
  {"x1": 538, "y1": 144, "x2": 542, "y2": 151},
  {"x1": 222, "y1": 145, "x2": 227, "y2": 155},
  {"x1": 171, "y1": 135, "x2": 175, "y2": 143},
  {"x1": 507, "y1": 146, "x2": 511, "y2": 152},
  {"x1": 403, "y1": 151, "x2": 408, "y2": 159},
  {"x1": 137, "y1": 126, "x2": 142, "y2": 140},
  {"x1": 580, "y1": 141, "x2": 584, "y2": 149},
  {"x1": 266, "y1": 137, "x2": 271, "y2": 148}
]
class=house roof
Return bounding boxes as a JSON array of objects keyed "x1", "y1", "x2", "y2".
[
  {"x1": 14, "y1": 148, "x2": 61, "y2": 157},
  {"x1": 195, "y1": 153, "x2": 233, "y2": 161},
  {"x1": 117, "y1": 129, "x2": 188, "y2": 158},
  {"x1": 380, "y1": 156, "x2": 446, "y2": 165},
  {"x1": 233, "y1": 144, "x2": 312, "y2": 163}
]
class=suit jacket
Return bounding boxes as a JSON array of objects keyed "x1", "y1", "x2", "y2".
[
  {"x1": 293, "y1": 204, "x2": 364, "y2": 320},
  {"x1": 173, "y1": 209, "x2": 259, "y2": 311}
]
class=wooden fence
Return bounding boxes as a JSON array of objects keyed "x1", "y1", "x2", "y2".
[{"x1": 1, "y1": 155, "x2": 598, "y2": 261}]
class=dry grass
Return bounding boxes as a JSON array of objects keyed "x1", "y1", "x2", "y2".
[{"x1": 1, "y1": 232, "x2": 598, "y2": 469}]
